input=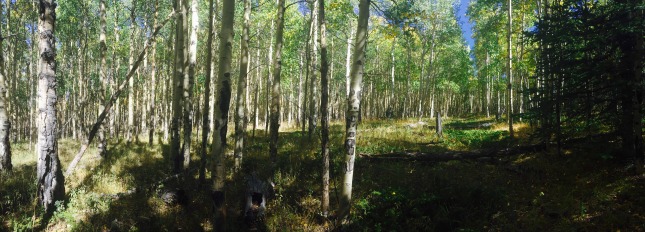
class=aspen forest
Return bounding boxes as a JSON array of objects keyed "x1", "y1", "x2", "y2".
[{"x1": 1, "y1": 0, "x2": 644, "y2": 230}]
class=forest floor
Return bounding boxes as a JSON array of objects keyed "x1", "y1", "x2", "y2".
[{"x1": 2, "y1": 117, "x2": 645, "y2": 231}]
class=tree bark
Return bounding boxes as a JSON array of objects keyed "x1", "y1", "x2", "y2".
[
  {"x1": 270, "y1": 0, "x2": 286, "y2": 176},
  {"x1": 302, "y1": 14, "x2": 312, "y2": 134},
  {"x1": 235, "y1": 0, "x2": 251, "y2": 172},
  {"x1": 308, "y1": 1, "x2": 319, "y2": 138},
  {"x1": 266, "y1": 21, "x2": 274, "y2": 134},
  {"x1": 507, "y1": 0, "x2": 514, "y2": 139},
  {"x1": 37, "y1": 0, "x2": 65, "y2": 215},
  {"x1": 318, "y1": 0, "x2": 330, "y2": 218},
  {"x1": 171, "y1": 0, "x2": 187, "y2": 173},
  {"x1": 182, "y1": 0, "x2": 197, "y2": 170},
  {"x1": 149, "y1": 0, "x2": 159, "y2": 145},
  {"x1": 345, "y1": 21, "x2": 353, "y2": 98},
  {"x1": 0, "y1": 0, "x2": 11, "y2": 172},
  {"x1": 97, "y1": 0, "x2": 108, "y2": 156},
  {"x1": 339, "y1": 0, "x2": 369, "y2": 223},
  {"x1": 200, "y1": 0, "x2": 215, "y2": 186},
  {"x1": 128, "y1": 1, "x2": 137, "y2": 142},
  {"x1": 211, "y1": 0, "x2": 235, "y2": 229},
  {"x1": 110, "y1": 0, "x2": 120, "y2": 138}
]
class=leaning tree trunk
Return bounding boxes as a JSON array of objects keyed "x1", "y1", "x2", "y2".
[
  {"x1": 183, "y1": 0, "x2": 197, "y2": 170},
  {"x1": 171, "y1": 0, "x2": 187, "y2": 174},
  {"x1": 36, "y1": 0, "x2": 65, "y2": 215},
  {"x1": 318, "y1": 0, "x2": 330, "y2": 218},
  {"x1": 211, "y1": 0, "x2": 235, "y2": 229},
  {"x1": 234, "y1": 0, "x2": 251, "y2": 172},
  {"x1": 339, "y1": 0, "x2": 369, "y2": 223},
  {"x1": 0, "y1": 0, "x2": 11, "y2": 172}
]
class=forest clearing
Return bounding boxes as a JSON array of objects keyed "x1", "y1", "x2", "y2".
[{"x1": 1, "y1": 0, "x2": 644, "y2": 231}]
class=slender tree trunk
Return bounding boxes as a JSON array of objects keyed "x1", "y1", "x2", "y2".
[
  {"x1": 37, "y1": 0, "x2": 65, "y2": 215},
  {"x1": 171, "y1": 0, "x2": 186, "y2": 173},
  {"x1": 345, "y1": 21, "x2": 353, "y2": 98},
  {"x1": 252, "y1": 42, "x2": 260, "y2": 138},
  {"x1": 270, "y1": 0, "x2": 286, "y2": 176},
  {"x1": 0, "y1": 0, "x2": 11, "y2": 171},
  {"x1": 486, "y1": 52, "x2": 490, "y2": 118},
  {"x1": 4, "y1": 0, "x2": 11, "y2": 144},
  {"x1": 308, "y1": 4, "x2": 319, "y2": 137},
  {"x1": 266, "y1": 21, "x2": 274, "y2": 134},
  {"x1": 298, "y1": 52, "x2": 304, "y2": 127},
  {"x1": 318, "y1": 0, "x2": 330, "y2": 218},
  {"x1": 339, "y1": 0, "x2": 369, "y2": 223},
  {"x1": 182, "y1": 0, "x2": 197, "y2": 170},
  {"x1": 200, "y1": 0, "x2": 215, "y2": 186},
  {"x1": 96, "y1": 0, "x2": 108, "y2": 157},
  {"x1": 390, "y1": 38, "x2": 396, "y2": 116},
  {"x1": 111, "y1": 0, "x2": 120, "y2": 138},
  {"x1": 211, "y1": 0, "x2": 235, "y2": 229},
  {"x1": 128, "y1": 1, "x2": 137, "y2": 142},
  {"x1": 507, "y1": 0, "x2": 514, "y2": 139},
  {"x1": 149, "y1": 0, "x2": 159, "y2": 145},
  {"x1": 302, "y1": 14, "x2": 312, "y2": 134},
  {"x1": 403, "y1": 38, "x2": 411, "y2": 118},
  {"x1": 234, "y1": 0, "x2": 251, "y2": 171}
]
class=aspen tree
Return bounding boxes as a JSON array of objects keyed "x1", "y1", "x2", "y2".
[
  {"x1": 318, "y1": 0, "x2": 330, "y2": 217},
  {"x1": 211, "y1": 0, "x2": 235, "y2": 228},
  {"x1": 234, "y1": 0, "x2": 251, "y2": 171},
  {"x1": 36, "y1": 0, "x2": 65, "y2": 215},
  {"x1": 0, "y1": 0, "x2": 11, "y2": 172},
  {"x1": 270, "y1": 0, "x2": 286, "y2": 174},
  {"x1": 339, "y1": 0, "x2": 369, "y2": 223}
]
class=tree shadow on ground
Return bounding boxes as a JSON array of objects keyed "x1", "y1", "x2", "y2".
[
  {"x1": 67, "y1": 141, "x2": 210, "y2": 231},
  {"x1": 0, "y1": 163, "x2": 39, "y2": 231}
]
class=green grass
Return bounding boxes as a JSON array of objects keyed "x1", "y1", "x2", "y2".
[{"x1": 1, "y1": 118, "x2": 645, "y2": 231}]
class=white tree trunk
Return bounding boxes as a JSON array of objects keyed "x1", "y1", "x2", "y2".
[
  {"x1": 270, "y1": 0, "x2": 286, "y2": 175},
  {"x1": 127, "y1": 2, "x2": 137, "y2": 142},
  {"x1": 37, "y1": 0, "x2": 65, "y2": 215},
  {"x1": 211, "y1": 0, "x2": 235, "y2": 229},
  {"x1": 0, "y1": 0, "x2": 11, "y2": 171},
  {"x1": 234, "y1": 0, "x2": 250, "y2": 171},
  {"x1": 182, "y1": 0, "x2": 198, "y2": 169},
  {"x1": 339, "y1": 0, "x2": 369, "y2": 223}
]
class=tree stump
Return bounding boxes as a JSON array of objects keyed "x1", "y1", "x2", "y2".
[{"x1": 244, "y1": 173, "x2": 268, "y2": 229}]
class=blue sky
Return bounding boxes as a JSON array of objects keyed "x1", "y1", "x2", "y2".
[{"x1": 457, "y1": 0, "x2": 475, "y2": 50}]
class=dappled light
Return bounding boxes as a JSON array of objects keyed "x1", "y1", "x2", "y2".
[{"x1": 1, "y1": 0, "x2": 644, "y2": 231}]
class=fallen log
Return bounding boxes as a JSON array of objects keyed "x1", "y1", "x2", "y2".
[
  {"x1": 359, "y1": 143, "x2": 546, "y2": 162},
  {"x1": 359, "y1": 132, "x2": 616, "y2": 162}
]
